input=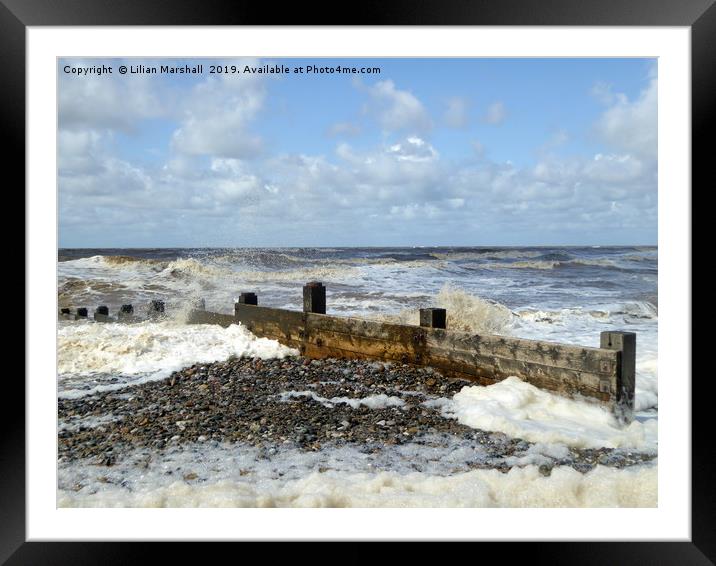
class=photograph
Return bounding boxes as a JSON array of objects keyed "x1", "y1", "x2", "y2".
[{"x1": 56, "y1": 56, "x2": 659, "y2": 508}]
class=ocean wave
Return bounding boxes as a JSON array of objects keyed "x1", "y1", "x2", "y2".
[
  {"x1": 237, "y1": 265, "x2": 362, "y2": 283},
  {"x1": 516, "y1": 300, "x2": 657, "y2": 324},
  {"x1": 57, "y1": 321, "x2": 297, "y2": 398},
  {"x1": 377, "y1": 284, "x2": 515, "y2": 335},
  {"x1": 612, "y1": 301, "x2": 658, "y2": 319},
  {"x1": 102, "y1": 255, "x2": 165, "y2": 267},
  {"x1": 430, "y1": 250, "x2": 543, "y2": 261},
  {"x1": 482, "y1": 258, "x2": 624, "y2": 271},
  {"x1": 620, "y1": 253, "x2": 658, "y2": 263},
  {"x1": 489, "y1": 260, "x2": 560, "y2": 270},
  {"x1": 63, "y1": 255, "x2": 166, "y2": 270}
]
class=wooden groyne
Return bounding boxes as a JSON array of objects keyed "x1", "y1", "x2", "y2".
[
  {"x1": 60, "y1": 282, "x2": 636, "y2": 422},
  {"x1": 184, "y1": 282, "x2": 636, "y2": 423}
]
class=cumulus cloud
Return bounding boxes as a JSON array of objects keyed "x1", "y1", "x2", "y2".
[
  {"x1": 362, "y1": 79, "x2": 431, "y2": 133},
  {"x1": 386, "y1": 137, "x2": 438, "y2": 162},
  {"x1": 58, "y1": 61, "x2": 657, "y2": 246},
  {"x1": 59, "y1": 59, "x2": 166, "y2": 132},
  {"x1": 483, "y1": 101, "x2": 506, "y2": 125},
  {"x1": 443, "y1": 97, "x2": 469, "y2": 128},
  {"x1": 171, "y1": 65, "x2": 266, "y2": 159},
  {"x1": 594, "y1": 76, "x2": 657, "y2": 160},
  {"x1": 60, "y1": 127, "x2": 656, "y2": 246},
  {"x1": 58, "y1": 130, "x2": 105, "y2": 175}
]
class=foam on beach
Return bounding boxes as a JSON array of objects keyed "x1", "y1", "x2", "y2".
[
  {"x1": 57, "y1": 439, "x2": 657, "y2": 508},
  {"x1": 278, "y1": 390, "x2": 406, "y2": 409},
  {"x1": 430, "y1": 377, "x2": 657, "y2": 451},
  {"x1": 57, "y1": 321, "x2": 297, "y2": 398}
]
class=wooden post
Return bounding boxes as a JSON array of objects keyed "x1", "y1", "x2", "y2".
[
  {"x1": 238, "y1": 293, "x2": 258, "y2": 305},
  {"x1": 600, "y1": 331, "x2": 636, "y2": 423},
  {"x1": 59, "y1": 308, "x2": 72, "y2": 320},
  {"x1": 94, "y1": 305, "x2": 110, "y2": 322},
  {"x1": 148, "y1": 300, "x2": 165, "y2": 317},
  {"x1": 420, "y1": 308, "x2": 446, "y2": 329},
  {"x1": 75, "y1": 307, "x2": 88, "y2": 320},
  {"x1": 235, "y1": 293, "x2": 257, "y2": 317},
  {"x1": 118, "y1": 304, "x2": 134, "y2": 321},
  {"x1": 303, "y1": 281, "x2": 326, "y2": 314}
]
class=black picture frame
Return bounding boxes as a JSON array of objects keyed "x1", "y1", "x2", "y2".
[{"x1": 8, "y1": 0, "x2": 708, "y2": 562}]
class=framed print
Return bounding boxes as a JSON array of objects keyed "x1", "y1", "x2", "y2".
[{"x1": 9, "y1": 0, "x2": 709, "y2": 562}]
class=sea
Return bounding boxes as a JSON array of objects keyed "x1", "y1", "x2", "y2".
[{"x1": 57, "y1": 246, "x2": 658, "y2": 507}]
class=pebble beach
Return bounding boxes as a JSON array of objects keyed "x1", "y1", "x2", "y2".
[{"x1": 58, "y1": 355, "x2": 656, "y2": 504}]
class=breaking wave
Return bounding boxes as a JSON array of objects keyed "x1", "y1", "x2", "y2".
[{"x1": 378, "y1": 284, "x2": 515, "y2": 335}]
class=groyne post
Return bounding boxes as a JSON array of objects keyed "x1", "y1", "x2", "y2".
[
  {"x1": 303, "y1": 281, "x2": 326, "y2": 314},
  {"x1": 148, "y1": 300, "x2": 165, "y2": 318},
  {"x1": 118, "y1": 304, "x2": 134, "y2": 321},
  {"x1": 75, "y1": 307, "x2": 88, "y2": 320},
  {"x1": 238, "y1": 293, "x2": 258, "y2": 305},
  {"x1": 59, "y1": 308, "x2": 72, "y2": 320},
  {"x1": 94, "y1": 305, "x2": 110, "y2": 322},
  {"x1": 420, "y1": 308, "x2": 447, "y2": 329},
  {"x1": 600, "y1": 331, "x2": 636, "y2": 423},
  {"x1": 235, "y1": 293, "x2": 258, "y2": 316}
]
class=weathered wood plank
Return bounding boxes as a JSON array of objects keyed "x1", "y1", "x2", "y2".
[
  {"x1": 304, "y1": 327, "x2": 423, "y2": 363},
  {"x1": 426, "y1": 328, "x2": 617, "y2": 375},
  {"x1": 423, "y1": 350, "x2": 613, "y2": 402},
  {"x1": 306, "y1": 313, "x2": 428, "y2": 346},
  {"x1": 304, "y1": 323, "x2": 616, "y2": 402},
  {"x1": 305, "y1": 313, "x2": 615, "y2": 375},
  {"x1": 186, "y1": 310, "x2": 236, "y2": 327},
  {"x1": 235, "y1": 304, "x2": 304, "y2": 347}
]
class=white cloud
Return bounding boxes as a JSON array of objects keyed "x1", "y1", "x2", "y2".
[
  {"x1": 171, "y1": 62, "x2": 267, "y2": 159},
  {"x1": 363, "y1": 79, "x2": 431, "y2": 133},
  {"x1": 386, "y1": 137, "x2": 438, "y2": 163},
  {"x1": 583, "y1": 153, "x2": 645, "y2": 183},
  {"x1": 58, "y1": 130, "x2": 105, "y2": 175},
  {"x1": 444, "y1": 97, "x2": 469, "y2": 128},
  {"x1": 594, "y1": 76, "x2": 657, "y2": 160},
  {"x1": 58, "y1": 65, "x2": 657, "y2": 246},
  {"x1": 60, "y1": 136, "x2": 657, "y2": 245},
  {"x1": 471, "y1": 140, "x2": 486, "y2": 157},
  {"x1": 483, "y1": 101, "x2": 506, "y2": 125},
  {"x1": 328, "y1": 122, "x2": 362, "y2": 137},
  {"x1": 59, "y1": 59, "x2": 165, "y2": 132},
  {"x1": 389, "y1": 203, "x2": 440, "y2": 220}
]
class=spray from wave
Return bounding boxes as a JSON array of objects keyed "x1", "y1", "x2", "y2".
[
  {"x1": 57, "y1": 321, "x2": 298, "y2": 398},
  {"x1": 378, "y1": 284, "x2": 515, "y2": 335}
]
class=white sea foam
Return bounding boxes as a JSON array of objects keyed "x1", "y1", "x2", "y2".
[
  {"x1": 487, "y1": 260, "x2": 561, "y2": 270},
  {"x1": 279, "y1": 390, "x2": 406, "y2": 409},
  {"x1": 57, "y1": 321, "x2": 297, "y2": 398},
  {"x1": 57, "y1": 455, "x2": 656, "y2": 508},
  {"x1": 434, "y1": 377, "x2": 657, "y2": 451}
]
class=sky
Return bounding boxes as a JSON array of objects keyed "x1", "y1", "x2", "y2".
[{"x1": 58, "y1": 58, "x2": 657, "y2": 248}]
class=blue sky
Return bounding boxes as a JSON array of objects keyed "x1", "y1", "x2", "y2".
[{"x1": 58, "y1": 58, "x2": 657, "y2": 247}]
